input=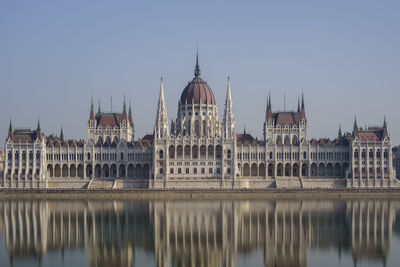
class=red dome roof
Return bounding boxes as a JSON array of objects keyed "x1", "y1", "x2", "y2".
[
  {"x1": 180, "y1": 77, "x2": 216, "y2": 105},
  {"x1": 180, "y1": 54, "x2": 216, "y2": 105}
]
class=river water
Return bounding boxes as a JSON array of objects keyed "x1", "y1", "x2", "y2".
[{"x1": 0, "y1": 197, "x2": 399, "y2": 267}]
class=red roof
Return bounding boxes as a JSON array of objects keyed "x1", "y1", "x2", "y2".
[
  {"x1": 10, "y1": 129, "x2": 41, "y2": 143},
  {"x1": 180, "y1": 77, "x2": 216, "y2": 105},
  {"x1": 273, "y1": 112, "x2": 301, "y2": 126}
]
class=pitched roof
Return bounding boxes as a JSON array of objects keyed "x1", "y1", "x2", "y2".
[
  {"x1": 273, "y1": 112, "x2": 300, "y2": 126},
  {"x1": 10, "y1": 129, "x2": 41, "y2": 143}
]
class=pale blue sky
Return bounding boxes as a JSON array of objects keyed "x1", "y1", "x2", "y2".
[{"x1": 1, "y1": 0, "x2": 399, "y2": 146}]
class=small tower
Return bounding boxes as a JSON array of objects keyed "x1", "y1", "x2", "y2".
[
  {"x1": 37, "y1": 118, "x2": 41, "y2": 132},
  {"x1": 60, "y1": 127, "x2": 64, "y2": 140},
  {"x1": 154, "y1": 77, "x2": 169, "y2": 139},
  {"x1": 353, "y1": 116, "x2": 358, "y2": 136},
  {"x1": 300, "y1": 93, "x2": 306, "y2": 120},
  {"x1": 383, "y1": 116, "x2": 388, "y2": 137},
  {"x1": 223, "y1": 77, "x2": 235, "y2": 139},
  {"x1": 8, "y1": 119, "x2": 13, "y2": 139},
  {"x1": 338, "y1": 124, "x2": 342, "y2": 139},
  {"x1": 89, "y1": 97, "x2": 95, "y2": 122}
]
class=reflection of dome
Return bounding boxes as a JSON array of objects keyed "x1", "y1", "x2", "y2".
[{"x1": 180, "y1": 55, "x2": 216, "y2": 105}]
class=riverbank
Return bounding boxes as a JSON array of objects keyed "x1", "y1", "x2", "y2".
[{"x1": 1, "y1": 188, "x2": 400, "y2": 200}]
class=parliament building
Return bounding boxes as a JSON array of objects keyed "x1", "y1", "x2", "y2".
[{"x1": 2, "y1": 55, "x2": 398, "y2": 189}]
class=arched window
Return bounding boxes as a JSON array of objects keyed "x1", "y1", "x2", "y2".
[
  {"x1": 384, "y1": 149, "x2": 388, "y2": 158},
  {"x1": 159, "y1": 150, "x2": 164, "y2": 159},
  {"x1": 354, "y1": 149, "x2": 359, "y2": 158},
  {"x1": 362, "y1": 149, "x2": 366, "y2": 159},
  {"x1": 120, "y1": 152, "x2": 124, "y2": 160},
  {"x1": 227, "y1": 149, "x2": 231, "y2": 159},
  {"x1": 369, "y1": 149, "x2": 374, "y2": 158},
  {"x1": 376, "y1": 149, "x2": 381, "y2": 158}
]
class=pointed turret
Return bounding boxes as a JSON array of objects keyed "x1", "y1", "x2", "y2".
[
  {"x1": 8, "y1": 119, "x2": 13, "y2": 139},
  {"x1": 128, "y1": 100, "x2": 133, "y2": 125},
  {"x1": 244, "y1": 125, "x2": 246, "y2": 135},
  {"x1": 37, "y1": 118, "x2": 41, "y2": 132},
  {"x1": 223, "y1": 76, "x2": 235, "y2": 138},
  {"x1": 338, "y1": 124, "x2": 342, "y2": 139},
  {"x1": 122, "y1": 95, "x2": 127, "y2": 120},
  {"x1": 266, "y1": 93, "x2": 273, "y2": 121},
  {"x1": 194, "y1": 52, "x2": 201, "y2": 78},
  {"x1": 300, "y1": 92, "x2": 306, "y2": 120},
  {"x1": 297, "y1": 98, "x2": 300, "y2": 113},
  {"x1": 353, "y1": 116, "x2": 358, "y2": 136},
  {"x1": 154, "y1": 77, "x2": 169, "y2": 139},
  {"x1": 60, "y1": 127, "x2": 64, "y2": 140},
  {"x1": 98, "y1": 100, "x2": 101, "y2": 114},
  {"x1": 89, "y1": 97, "x2": 95, "y2": 121},
  {"x1": 383, "y1": 116, "x2": 388, "y2": 136}
]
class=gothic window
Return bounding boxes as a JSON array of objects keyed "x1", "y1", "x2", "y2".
[
  {"x1": 121, "y1": 152, "x2": 124, "y2": 160},
  {"x1": 209, "y1": 168, "x2": 213, "y2": 174},
  {"x1": 170, "y1": 168, "x2": 174, "y2": 174},
  {"x1": 169, "y1": 146, "x2": 175, "y2": 159},
  {"x1": 159, "y1": 168, "x2": 163, "y2": 174},
  {"x1": 201, "y1": 168, "x2": 205, "y2": 174},
  {"x1": 376, "y1": 149, "x2": 381, "y2": 158},
  {"x1": 227, "y1": 168, "x2": 231, "y2": 174},
  {"x1": 178, "y1": 168, "x2": 181, "y2": 174},
  {"x1": 227, "y1": 149, "x2": 231, "y2": 159},
  {"x1": 194, "y1": 168, "x2": 197, "y2": 174},
  {"x1": 186, "y1": 168, "x2": 189, "y2": 174},
  {"x1": 384, "y1": 149, "x2": 388, "y2": 158},
  {"x1": 303, "y1": 151, "x2": 307, "y2": 159},
  {"x1": 269, "y1": 152, "x2": 273, "y2": 159},
  {"x1": 276, "y1": 135, "x2": 281, "y2": 144},
  {"x1": 362, "y1": 149, "x2": 366, "y2": 159},
  {"x1": 87, "y1": 153, "x2": 91, "y2": 160},
  {"x1": 159, "y1": 150, "x2": 164, "y2": 159},
  {"x1": 369, "y1": 149, "x2": 374, "y2": 158},
  {"x1": 354, "y1": 149, "x2": 359, "y2": 158}
]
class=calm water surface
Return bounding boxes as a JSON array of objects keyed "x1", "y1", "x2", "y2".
[{"x1": 0, "y1": 197, "x2": 399, "y2": 267}]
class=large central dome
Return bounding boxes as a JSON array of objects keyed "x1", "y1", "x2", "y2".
[{"x1": 180, "y1": 55, "x2": 216, "y2": 105}]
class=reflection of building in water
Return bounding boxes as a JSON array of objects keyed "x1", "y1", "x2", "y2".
[
  {"x1": 347, "y1": 200, "x2": 398, "y2": 266},
  {"x1": 0, "y1": 199, "x2": 400, "y2": 267},
  {"x1": 0, "y1": 200, "x2": 152, "y2": 267},
  {"x1": 151, "y1": 199, "x2": 400, "y2": 267}
]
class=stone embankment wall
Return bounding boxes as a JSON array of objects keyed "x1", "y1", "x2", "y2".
[{"x1": 1, "y1": 177, "x2": 399, "y2": 190}]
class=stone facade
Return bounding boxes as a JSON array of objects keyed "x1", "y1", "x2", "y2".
[{"x1": 2, "y1": 55, "x2": 398, "y2": 189}]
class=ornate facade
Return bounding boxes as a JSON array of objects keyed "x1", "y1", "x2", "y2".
[{"x1": 2, "y1": 55, "x2": 398, "y2": 189}]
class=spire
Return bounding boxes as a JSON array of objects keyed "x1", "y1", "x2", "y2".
[
  {"x1": 37, "y1": 118, "x2": 41, "y2": 132},
  {"x1": 338, "y1": 124, "x2": 342, "y2": 138},
  {"x1": 154, "y1": 77, "x2": 169, "y2": 139},
  {"x1": 60, "y1": 127, "x2": 64, "y2": 140},
  {"x1": 90, "y1": 96, "x2": 95, "y2": 121},
  {"x1": 123, "y1": 95, "x2": 126, "y2": 113},
  {"x1": 297, "y1": 98, "x2": 300, "y2": 113},
  {"x1": 266, "y1": 92, "x2": 273, "y2": 120},
  {"x1": 244, "y1": 125, "x2": 246, "y2": 135},
  {"x1": 122, "y1": 95, "x2": 127, "y2": 120},
  {"x1": 300, "y1": 92, "x2": 306, "y2": 120},
  {"x1": 383, "y1": 116, "x2": 387, "y2": 130},
  {"x1": 128, "y1": 100, "x2": 133, "y2": 123},
  {"x1": 194, "y1": 51, "x2": 201, "y2": 77},
  {"x1": 8, "y1": 119, "x2": 12, "y2": 139},
  {"x1": 223, "y1": 76, "x2": 235, "y2": 138},
  {"x1": 353, "y1": 116, "x2": 358, "y2": 136},
  {"x1": 98, "y1": 100, "x2": 101, "y2": 114}
]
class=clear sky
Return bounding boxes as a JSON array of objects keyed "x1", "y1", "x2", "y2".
[{"x1": 1, "y1": 0, "x2": 399, "y2": 146}]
